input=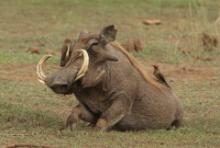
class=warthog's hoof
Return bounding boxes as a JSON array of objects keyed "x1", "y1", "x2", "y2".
[
  {"x1": 60, "y1": 112, "x2": 78, "y2": 131},
  {"x1": 95, "y1": 118, "x2": 108, "y2": 131}
]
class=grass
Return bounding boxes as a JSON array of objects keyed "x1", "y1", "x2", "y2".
[
  {"x1": 0, "y1": 50, "x2": 59, "y2": 64},
  {"x1": 0, "y1": 0, "x2": 220, "y2": 147}
]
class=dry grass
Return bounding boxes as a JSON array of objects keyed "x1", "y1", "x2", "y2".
[{"x1": 0, "y1": 0, "x2": 220, "y2": 147}]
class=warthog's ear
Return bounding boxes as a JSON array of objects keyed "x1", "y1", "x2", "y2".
[
  {"x1": 100, "y1": 25, "x2": 117, "y2": 45},
  {"x1": 60, "y1": 38, "x2": 72, "y2": 67},
  {"x1": 77, "y1": 30, "x2": 89, "y2": 40}
]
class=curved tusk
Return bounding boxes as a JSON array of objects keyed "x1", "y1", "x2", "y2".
[
  {"x1": 38, "y1": 79, "x2": 46, "y2": 84},
  {"x1": 36, "y1": 55, "x2": 52, "y2": 84},
  {"x1": 75, "y1": 49, "x2": 89, "y2": 81},
  {"x1": 65, "y1": 44, "x2": 70, "y2": 58}
]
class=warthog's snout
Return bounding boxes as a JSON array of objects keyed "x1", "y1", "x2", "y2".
[
  {"x1": 45, "y1": 70, "x2": 76, "y2": 94},
  {"x1": 50, "y1": 83, "x2": 70, "y2": 94},
  {"x1": 36, "y1": 49, "x2": 89, "y2": 94}
]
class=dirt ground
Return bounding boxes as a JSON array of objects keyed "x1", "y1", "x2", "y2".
[{"x1": 0, "y1": 0, "x2": 220, "y2": 147}]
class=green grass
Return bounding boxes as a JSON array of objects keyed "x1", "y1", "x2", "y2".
[
  {"x1": 0, "y1": 0, "x2": 220, "y2": 147},
  {"x1": 0, "y1": 50, "x2": 59, "y2": 64}
]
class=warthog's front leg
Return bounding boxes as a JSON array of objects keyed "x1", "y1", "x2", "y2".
[
  {"x1": 60, "y1": 104, "x2": 97, "y2": 131},
  {"x1": 96, "y1": 93, "x2": 132, "y2": 131}
]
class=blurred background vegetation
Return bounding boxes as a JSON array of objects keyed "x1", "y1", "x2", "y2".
[{"x1": 0, "y1": 0, "x2": 220, "y2": 147}]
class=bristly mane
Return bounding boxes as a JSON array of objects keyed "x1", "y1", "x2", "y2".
[{"x1": 110, "y1": 41, "x2": 165, "y2": 90}]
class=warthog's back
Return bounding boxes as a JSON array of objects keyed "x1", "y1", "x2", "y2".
[{"x1": 105, "y1": 43, "x2": 183, "y2": 130}]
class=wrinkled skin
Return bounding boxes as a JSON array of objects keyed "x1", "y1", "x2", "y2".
[{"x1": 44, "y1": 25, "x2": 183, "y2": 131}]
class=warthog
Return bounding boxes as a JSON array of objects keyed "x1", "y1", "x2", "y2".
[{"x1": 36, "y1": 25, "x2": 183, "y2": 131}]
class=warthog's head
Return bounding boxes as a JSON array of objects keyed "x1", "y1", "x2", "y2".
[{"x1": 36, "y1": 25, "x2": 118, "y2": 94}]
